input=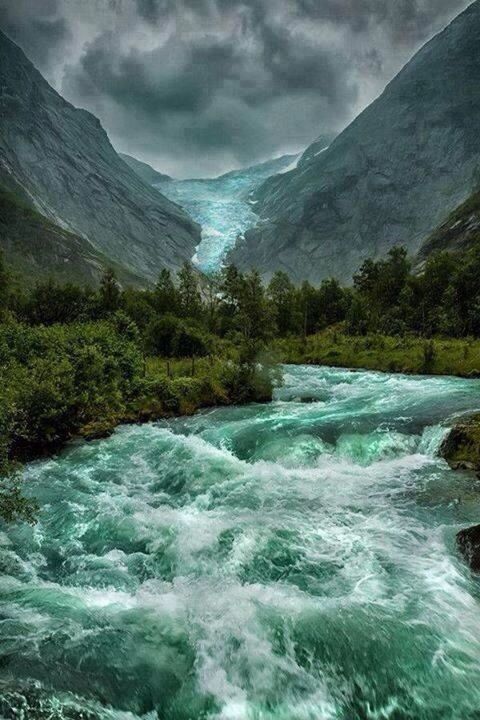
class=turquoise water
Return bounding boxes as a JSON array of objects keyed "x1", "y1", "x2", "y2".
[{"x1": 2, "y1": 366, "x2": 480, "y2": 719}]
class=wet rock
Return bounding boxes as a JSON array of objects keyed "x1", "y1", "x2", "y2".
[
  {"x1": 440, "y1": 415, "x2": 480, "y2": 472},
  {"x1": 79, "y1": 419, "x2": 116, "y2": 441},
  {"x1": 457, "y1": 524, "x2": 480, "y2": 571}
]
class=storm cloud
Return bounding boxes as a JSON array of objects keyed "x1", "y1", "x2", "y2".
[{"x1": 0, "y1": 0, "x2": 472, "y2": 176}]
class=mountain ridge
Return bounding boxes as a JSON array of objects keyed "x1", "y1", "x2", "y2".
[
  {"x1": 0, "y1": 30, "x2": 201, "y2": 283},
  {"x1": 230, "y1": 1, "x2": 480, "y2": 283},
  {"x1": 118, "y1": 153, "x2": 172, "y2": 185}
]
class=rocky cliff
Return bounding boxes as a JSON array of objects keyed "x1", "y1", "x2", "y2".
[
  {"x1": 417, "y1": 189, "x2": 480, "y2": 264},
  {"x1": 231, "y1": 2, "x2": 480, "y2": 284},
  {"x1": 0, "y1": 31, "x2": 200, "y2": 283},
  {"x1": 118, "y1": 153, "x2": 172, "y2": 186},
  {"x1": 0, "y1": 183, "x2": 143, "y2": 286}
]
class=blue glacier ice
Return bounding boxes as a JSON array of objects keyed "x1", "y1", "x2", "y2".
[{"x1": 156, "y1": 154, "x2": 299, "y2": 273}]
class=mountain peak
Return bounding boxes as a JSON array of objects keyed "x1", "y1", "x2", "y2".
[
  {"x1": 0, "y1": 29, "x2": 200, "y2": 282},
  {"x1": 230, "y1": 1, "x2": 480, "y2": 284}
]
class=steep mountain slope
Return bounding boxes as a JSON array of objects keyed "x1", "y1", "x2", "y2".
[
  {"x1": 118, "y1": 153, "x2": 172, "y2": 185},
  {"x1": 418, "y1": 189, "x2": 480, "y2": 263},
  {"x1": 295, "y1": 134, "x2": 336, "y2": 170},
  {"x1": 0, "y1": 186, "x2": 143, "y2": 286},
  {"x1": 155, "y1": 154, "x2": 299, "y2": 272},
  {"x1": 0, "y1": 30, "x2": 200, "y2": 283},
  {"x1": 231, "y1": 1, "x2": 480, "y2": 283}
]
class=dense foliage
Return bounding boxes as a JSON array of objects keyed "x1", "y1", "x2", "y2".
[{"x1": 2, "y1": 237, "x2": 480, "y2": 522}]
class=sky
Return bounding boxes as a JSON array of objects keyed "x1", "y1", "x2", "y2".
[{"x1": 0, "y1": 0, "x2": 472, "y2": 178}]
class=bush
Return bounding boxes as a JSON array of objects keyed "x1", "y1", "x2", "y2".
[
  {"x1": 173, "y1": 323, "x2": 211, "y2": 358},
  {"x1": 145, "y1": 315, "x2": 211, "y2": 358},
  {"x1": 0, "y1": 319, "x2": 143, "y2": 459},
  {"x1": 144, "y1": 314, "x2": 181, "y2": 357}
]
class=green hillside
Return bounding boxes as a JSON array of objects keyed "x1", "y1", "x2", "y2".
[{"x1": 0, "y1": 188, "x2": 143, "y2": 287}]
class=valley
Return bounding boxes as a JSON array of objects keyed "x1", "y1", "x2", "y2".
[
  {"x1": 2, "y1": 3, "x2": 480, "y2": 720},
  {"x1": 154, "y1": 154, "x2": 299, "y2": 272}
]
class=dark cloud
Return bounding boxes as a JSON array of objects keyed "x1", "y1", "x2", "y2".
[
  {"x1": 134, "y1": 0, "x2": 173, "y2": 24},
  {"x1": 0, "y1": 0, "x2": 472, "y2": 176},
  {"x1": 0, "y1": 0, "x2": 71, "y2": 72}
]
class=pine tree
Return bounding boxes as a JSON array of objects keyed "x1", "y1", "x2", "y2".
[
  {"x1": 154, "y1": 269, "x2": 178, "y2": 315},
  {"x1": 177, "y1": 262, "x2": 201, "y2": 319},
  {"x1": 99, "y1": 268, "x2": 120, "y2": 314}
]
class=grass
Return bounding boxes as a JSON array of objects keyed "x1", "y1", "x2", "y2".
[
  {"x1": 79, "y1": 350, "x2": 275, "y2": 441},
  {"x1": 273, "y1": 326, "x2": 480, "y2": 378}
]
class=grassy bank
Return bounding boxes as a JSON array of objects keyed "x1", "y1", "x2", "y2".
[
  {"x1": 80, "y1": 353, "x2": 276, "y2": 441},
  {"x1": 273, "y1": 328, "x2": 480, "y2": 378},
  {"x1": 0, "y1": 318, "x2": 276, "y2": 522}
]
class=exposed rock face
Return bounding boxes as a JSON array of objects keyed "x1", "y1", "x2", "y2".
[
  {"x1": 457, "y1": 525, "x2": 480, "y2": 571},
  {"x1": 231, "y1": 2, "x2": 480, "y2": 284},
  {"x1": 118, "y1": 153, "x2": 172, "y2": 186},
  {"x1": 0, "y1": 185, "x2": 142, "y2": 286},
  {"x1": 417, "y1": 190, "x2": 480, "y2": 265},
  {"x1": 0, "y1": 31, "x2": 200, "y2": 283}
]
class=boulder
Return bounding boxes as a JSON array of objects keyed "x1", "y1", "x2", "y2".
[{"x1": 457, "y1": 524, "x2": 480, "y2": 571}]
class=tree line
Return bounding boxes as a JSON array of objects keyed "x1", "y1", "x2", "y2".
[
  {"x1": 2, "y1": 239, "x2": 480, "y2": 523},
  {"x1": 4, "y1": 243, "x2": 480, "y2": 348}
]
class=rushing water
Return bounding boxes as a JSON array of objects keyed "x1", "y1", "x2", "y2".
[{"x1": 2, "y1": 366, "x2": 480, "y2": 719}]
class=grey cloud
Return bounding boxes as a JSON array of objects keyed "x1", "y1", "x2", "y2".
[
  {"x1": 0, "y1": 0, "x2": 473, "y2": 176},
  {"x1": 0, "y1": 0, "x2": 71, "y2": 73}
]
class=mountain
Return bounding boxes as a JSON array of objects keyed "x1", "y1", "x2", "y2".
[
  {"x1": 212, "y1": 154, "x2": 300, "y2": 190},
  {"x1": 0, "y1": 30, "x2": 200, "y2": 284},
  {"x1": 154, "y1": 154, "x2": 300, "y2": 272},
  {"x1": 0, "y1": 184, "x2": 143, "y2": 286},
  {"x1": 418, "y1": 189, "x2": 480, "y2": 264},
  {"x1": 230, "y1": 1, "x2": 480, "y2": 283},
  {"x1": 118, "y1": 153, "x2": 172, "y2": 185},
  {"x1": 295, "y1": 134, "x2": 336, "y2": 170}
]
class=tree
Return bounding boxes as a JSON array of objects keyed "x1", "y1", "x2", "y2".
[
  {"x1": 237, "y1": 270, "x2": 273, "y2": 342},
  {"x1": 298, "y1": 281, "x2": 320, "y2": 336},
  {"x1": 24, "y1": 280, "x2": 91, "y2": 325},
  {"x1": 317, "y1": 278, "x2": 348, "y2": 327},
  {"x1": 177, "y1": 263, "x2": 201, "y2": 319},
  {"x1": 99, "y1": 268, "x2": 120, "y2": 315},
  {"x1": 267, "y1": 271, "x2": 297, "y2": 336},
  {"x1": 218, "y1": 264, "x2": 243, "y2": 336},
  {"x1": 0, "y1": 250, "x2": 10, "y2": 315},
  {"x1": 173, "y1": 323, "x2": 211, "y2": 358},
  {"x1": 122, "y1": 288, "x2": 155, "y2": 330},
  {"x1": 154, "y1": 269, "x2": 178, "y2": 315},
  {"x1": 144, "y1": 314, "x2": 181, "y2": 357}
]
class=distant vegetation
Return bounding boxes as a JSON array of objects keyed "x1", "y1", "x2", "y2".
[{"x1": 3, "y1": 238, "x2": 480, "y2": 522}]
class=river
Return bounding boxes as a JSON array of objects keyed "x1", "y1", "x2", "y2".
[{"x1": 1, "y1": 365, "x2": 480, "y2": 719}]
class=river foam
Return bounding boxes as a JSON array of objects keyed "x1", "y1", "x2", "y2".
[{"x1": 1, "y1": 366, "x2": 480, "y2": 719}]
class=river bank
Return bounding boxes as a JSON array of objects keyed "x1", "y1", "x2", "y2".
[
  {"x1": 0, "y1": 317, "x2": 277, "y2": 523},
  {"x1": 274, "y1": 328, "x2": 480, "y2": 377},
  {"x1": 77, "y1": 354, "x2": 276, "y2": 442},
  {"x1": 274, "y1": 331, "x2": 480, "y2": 471},
  {"x1": 5, "y1": 324, "x2": 480, "y2": 526}
]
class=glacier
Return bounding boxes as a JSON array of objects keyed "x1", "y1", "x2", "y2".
[{"x1": 156, "y1": 153, "x2": 299, "y2": 273}]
